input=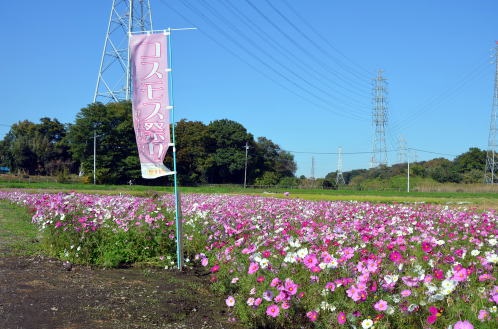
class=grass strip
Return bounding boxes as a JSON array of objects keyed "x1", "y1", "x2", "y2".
[{"x1": 0, "y1": 200, "x2": 42, "y2": 256}]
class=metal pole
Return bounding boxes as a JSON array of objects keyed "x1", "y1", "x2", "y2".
[
  {"x1": 93, "y1": 129, "x2": 96, "y2": 185},
  {"x1": 168, "y1": 29, "x2": 183, "y2": 270},
  {"x1": 407, "y1": 157, "x2": 410, "y2": 193},
  {"x1": 244, "y1": 142, "x2": 249, "y2": 188}
]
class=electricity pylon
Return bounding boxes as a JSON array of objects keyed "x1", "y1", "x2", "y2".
[
  {"x1": 485, "y1": 42, "x2": 498, "y2": 184},
  {"x1": 371, "y1": 69, "x2": 388, "y2": 168},
  {"x1": 93, "y1": 0, "x2": 153, "y2": 103},
  {"x1": 336, "y1": 147, "x2": 346, "y2": 185}
]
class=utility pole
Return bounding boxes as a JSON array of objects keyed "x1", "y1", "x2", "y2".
[
  {"x1": 371, "y1": 69, "x2": 388, "y2": 168},
  {"x1": 93, "y1": 129, "x2": 97, "y2": 184},
  {"x1": 311, "y1": 156, "x2": 315, "y2": 180},
  {"x1": 244, "y1": 142, "x2": 249, "y2": 188},
  {"x1": 485, "y1": 42, "x2": 498, "y2": 184}
]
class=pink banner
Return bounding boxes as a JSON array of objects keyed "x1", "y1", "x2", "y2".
[{"x1": 130, "y1": 32, "x2": 172, "y2": 178}]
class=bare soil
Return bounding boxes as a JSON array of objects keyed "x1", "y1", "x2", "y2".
[{"x1": 0, "y1": 234, "x2": 243, "y2": 329}]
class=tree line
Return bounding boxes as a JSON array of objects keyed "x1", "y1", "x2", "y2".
[
  {"x1": 323, "y1": 147, "x2": 488, "y2": 189},
  {"x1": 0, "y1": 101, "x2": 296, "y2": 185}
]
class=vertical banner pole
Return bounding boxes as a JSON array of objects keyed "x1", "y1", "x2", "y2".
[{"x1": 167, "y1": 28, "x2": 183, "y2": 270}]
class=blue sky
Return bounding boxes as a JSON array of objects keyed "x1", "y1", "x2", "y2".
[{"x1": 1, "y1": 0, "x2": 497, "y2": 178}]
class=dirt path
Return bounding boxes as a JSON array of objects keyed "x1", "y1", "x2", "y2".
[{"x1": 0, "y1": 207, "x2": 242, "y2": 329}]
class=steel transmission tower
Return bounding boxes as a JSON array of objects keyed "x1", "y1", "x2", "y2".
[
  {"x1": 397, "y1": 135, "x2": 407, "y2": 164},
  {"x1": 93, "y1": 0, "x2": 153, "y2": 103},
  {"x1": 371, "y1": 70, "x2": 388, "y2": 168},
  {"x1": 336, "y1": 147, "x2": 346, "y2": 185},
  {"x1": 485, "y1": 43, "x2": 498, "y2": 184}
]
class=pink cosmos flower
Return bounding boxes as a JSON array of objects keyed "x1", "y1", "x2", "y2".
[
  {"x1": 421, "y1": 241, "x2": 433, "y2": 253},
  {"x1": 270, "y1": 277, "x2": 282, "y2": 287},
  {"x1": 453, "y1": 320, "x2": 474, "y2": 329},
  {"x1": 389, "y1": 251, "x2": 404, "y2": 263},
  {"x1": 374, "y1": 299, "x2": 388, "y2": 311},
  {"x1": 433, "y1": 268, "x2": 445, "y2": 280},
  {"x1": 325, "y1": 281, "x2": 336, "y2": 291},
  {"x1": 248, "y1": 262, "x2": 259, "y2": 274},
  {"x1": 274, "y1": 291, "x2": 288, "y2": 303},
  {"x1": 306, "y1": 310, "x2": 318, "y2": 322},
  {"x1": 452, "y1": 267, "x2": 469, "y2": 282},
  {"x1": 478, "y1": 273, "x2": 495, "y2": 282},
  {"x1": 225, "y1": 296, "x2": 235, "y2": 307},
  {"x1": 266, "y1": 304, "x2": 280, "y2": 318},
  {"x1": 401, "y1": 289, "x2": 412, "y2": 297},
  {"x1": 426, "y1": 306, "x2": 441, "y2": 325},
  {"x1": 210, "y1": 264, "x2": 220, "y2": 273},
  {"x1": 337, "y1": 311, "x2": 347, "y2": 325},
  {"x1": 303, "y1": 254, "x2": 318, "y2": 269},
  {"x1": 402, "y1": 276, "x2": 420, "y2": 287},
  {"x1": 284, "y1": 278, "x2": 298, "y2": 295},
  {"x1": 478, "y1": 309, "x2": 490, "y2": 321}
]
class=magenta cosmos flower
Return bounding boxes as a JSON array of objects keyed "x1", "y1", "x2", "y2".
[
  {"x1": 453, "y1": 320, "x2": 474, "y2": 329},
  {"x1": 266, "y1": 304, "x2": 280, "y2": 317},
  {"x1": 247, "y1": 262, "x2": 259, "y2": 274},
  {"x1": 306, "y1": 310, "x2": 318, "y2": 322},
  {"x1": 337, "y1": 311, "x2": 347, "y2": 325},
  {"x1": 374, "y1": 299, "x2": 388, "y2": 311}
]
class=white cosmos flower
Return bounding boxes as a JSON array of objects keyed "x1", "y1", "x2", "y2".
[
  {"x1": 471, "y1": 249, "x2": 480, "y2": 256},
  {"x1": 361, "y1": 318, "x2": 374, "y2": 329},
  {"x1": 485, "y1": 252, "x2": 498, "y2": 264},
  {"x1": 259, "y1": 258, "x2": 269, "y2": 269},
  {"x1": 384, "y1": 274, "x2": 399, "y2": 284},
  {"x1": 296, "y1": 247, "x2": 309, "y2": 258},
  {"x1": 284, "y1": 252, "x2": 297, "y2": 263}
]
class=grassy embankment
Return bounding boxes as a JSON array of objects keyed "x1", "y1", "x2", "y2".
[{"x1": 1, "y1": 173, "x2": 498, "y2": 209}]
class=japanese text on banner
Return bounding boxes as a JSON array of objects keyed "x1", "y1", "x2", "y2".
[{"x1": 130, "y1": 33, "x2": 173, "y2": 178}]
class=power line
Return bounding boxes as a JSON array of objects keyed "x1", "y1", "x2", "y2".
[
  {"x1": 216, "y1": 0, "x2": 370, "y2": 110},
  {"x1": 285, "y1": 147, "x2": 457, "y2": 158},
  {"x1": 159, "y1": 0, "x2": 370, "y2": 121},
  {"x1": 279, "y1": 0, "x2": 373, "y2": 81},
  {"x1": 197, "y1": 0, "x2": 370, "y2": 112},
  {"x1": 264, "y1": 0, "x2": 373, "y2": 88}
]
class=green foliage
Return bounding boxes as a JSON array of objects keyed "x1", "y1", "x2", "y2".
[
  {"x1": 169, "y1": 119, "x2": 297, "y2": 185},
  {"x1": 42, "y1": 211, "x2": 176, "y2": 267},
  {"x1": 1, "y1": 118, "x2": 72, "y2": 175},
  {"x1": 326, "y1": 147, "x2": 488, "y2": 188},
  {"x1": 66, "y1": 101, "x2": 140, "y2": 184}
]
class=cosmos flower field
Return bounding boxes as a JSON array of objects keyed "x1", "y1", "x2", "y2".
[{"x1": 0, "y1": 191, "x2": 496, "y2": 328}]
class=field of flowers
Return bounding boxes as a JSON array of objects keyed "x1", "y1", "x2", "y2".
[{"x1": 0, "y1": 190, "x2": 496, "y2": 329}]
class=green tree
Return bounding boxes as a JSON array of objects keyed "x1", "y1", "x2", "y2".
[
  {"x1": 453, "y1": 147, "x2": 486, "y2": 174},
  {"x1": 204, "y1": 119, "x2": 255, "y2": 184},
  {"x1": 425, "y1": 158, "x2": 461, "y2": 183},
  {"x1": 1, "y1": 118, "x2": 71, "y2": 175},
  {"x1": 254, "y1": 137, "x2": 296, "y2": 180},
  {"x1": 66, "y1": 102, "x2": 140, "y2": 184},
  {"x1": 173, "y1": 119, "x2": 209, "y2": 185}
]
